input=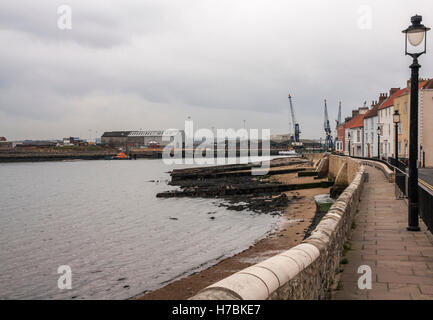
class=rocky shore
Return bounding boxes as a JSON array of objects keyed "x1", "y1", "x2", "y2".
[{"x1": 157, "y1": 157, "x2": 332, "y2": 214}]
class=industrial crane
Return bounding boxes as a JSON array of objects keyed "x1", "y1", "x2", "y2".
[
  {"x1": 324, "y1": 99, "x2": 333, "y2": 150},
  {"x1": 335, "y1": 101, "x2": 342, "y2": 129},
  {"x1": 334, "y1": 101, "x2": 342, "y2": 149},
  {"x1": 288, "y1": 94, "x2": 301, "y2": 144}
]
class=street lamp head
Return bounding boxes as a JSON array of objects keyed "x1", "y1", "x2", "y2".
[
  {"x1": 377, "y1": 125, "x2": 382, "y2": 135},
  {"x1": 393, "y1": 109, "x2": 400, "y2": 124},
  {"x1": 402, "y1": 15, "x2": 430, "y2": 56}
]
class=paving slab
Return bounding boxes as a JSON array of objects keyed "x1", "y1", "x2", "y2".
[{"x1": 331, "y1": 166, "x2": 433, "y2": 300}]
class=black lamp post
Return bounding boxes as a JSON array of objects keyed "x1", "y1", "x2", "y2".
[
  {"x1": 347, "y1": 132, "x2": 351, "y2": 156},
  {"x1": 394, "y1": 110, "x2": 400, "y2": 166},
  {"x1": 377, "y1": 125, "x2": 381, "y2": 159},
  {"x1": 403, "y1": 15, "x2": 430, "y2": 231}
]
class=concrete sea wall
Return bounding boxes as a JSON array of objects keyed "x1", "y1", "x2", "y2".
[{"x1": 190, "y1": 155, "x2": 365, "y2": 300}]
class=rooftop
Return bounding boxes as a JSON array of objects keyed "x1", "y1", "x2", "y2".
[
  {"x1": 345, "y1": 113, "x2": 366, "y2": 129},
  {"x1": 379, "y1": 88, "x2": 405, "y2": 110},
  {"x1": 101, "y1": 131, "x2": 131, "y2": 138}
]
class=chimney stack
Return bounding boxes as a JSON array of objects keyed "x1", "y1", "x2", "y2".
[
  {"x1": 378, "y1": 93, "x2": 388, "y2": 105},
  {"x1": 389, "y1": 88, "x2": 400, "y2": 96}
]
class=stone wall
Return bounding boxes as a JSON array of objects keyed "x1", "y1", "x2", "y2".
[
  {"x1": 191, "y1": 157, "x2": 365, "y2": 300},
  {"x1": 359, "y1": 159, "x2": 394, "y2": 183},
  {"x1": 328, "y1": 155, "x2": 361, "y2": 184}
]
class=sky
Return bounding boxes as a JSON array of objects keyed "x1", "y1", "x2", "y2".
[{"x1": 1, "y1": 0, "x2": 433, "y2": 141}]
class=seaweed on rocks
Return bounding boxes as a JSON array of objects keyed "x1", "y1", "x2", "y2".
[{"x1": 158, "y1": 157, "x2": 312, "y2": 215}]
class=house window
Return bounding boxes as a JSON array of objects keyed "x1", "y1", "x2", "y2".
[
  {"x1": 365, "y1": 133, "x2": 368, "y2": 143},
  {"x1": 405, "y1": 102, "x2": 407, "y2": 113},
  {"x1": 357, "y1": 130, "x2": 360, "y2": 142},
  {"x1": 371, "y1": 132, "x2": 374, "y2": 142},
  {"x1": 398, "y1": 123, "x2": 402, "y2": 134}
]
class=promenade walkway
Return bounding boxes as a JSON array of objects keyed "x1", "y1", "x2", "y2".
[{"x1": 332, "y1": 166, "x2": 433, "y2": 300}]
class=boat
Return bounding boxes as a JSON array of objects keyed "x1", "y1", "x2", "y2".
[
  {"x1": 278, "y1": 150, "x2": 301, "y2": 156},
  {"x1": 105, "y1": 152, "x2": 129, "y2": 160}
]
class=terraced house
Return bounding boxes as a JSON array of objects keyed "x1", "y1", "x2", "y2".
[
  {"x1": 362, "y1": 95, "x2": 387, "y2": 158},
  {"x1": 344, "y1": 106, "x2": 368, "y2": 157},
  {"x1": 377, "y1": 88, "x2": 403, "y2": 159}
]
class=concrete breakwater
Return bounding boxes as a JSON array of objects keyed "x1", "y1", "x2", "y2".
[
  {"x1": 190, "y1": 155, "x2": 365, "y2": 300},
  {"x1": 0, "y1": 152, "x2": 117, "y2": 162},
  {"x1": 0, "y1": 147, "x2": 118, "y2": 162},
  {"x1": 156, "y1": 156, "x2": 332, "y2": 214}
]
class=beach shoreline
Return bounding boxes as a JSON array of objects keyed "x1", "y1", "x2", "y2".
[{"x1": 137, "y1": 177, "x2": 330, "y2": 300}]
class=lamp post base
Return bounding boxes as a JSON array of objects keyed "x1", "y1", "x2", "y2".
[{"x1": 406, "y1": 226, "x2": 421, "y2": 232}]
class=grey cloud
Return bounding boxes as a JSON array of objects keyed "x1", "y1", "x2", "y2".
[{"x1": 0, "y1": 0, "x2": 433, "y2": 141}]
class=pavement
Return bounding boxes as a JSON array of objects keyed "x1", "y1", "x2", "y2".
[{"x1": 331, "y1": 166, "x2": 433, "y2": 300}]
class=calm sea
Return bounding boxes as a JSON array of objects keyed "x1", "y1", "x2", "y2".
[{"x1": 0, "y1": 157, "x2": 282, "y2": 299}]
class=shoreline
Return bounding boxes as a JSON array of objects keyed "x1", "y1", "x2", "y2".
[{"x1": 137, "y1": 176, "x2": 330, "y2": 300}]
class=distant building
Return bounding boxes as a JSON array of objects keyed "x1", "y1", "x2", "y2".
[
  {"x1": 394, "y1": 86, "x2": 410, "y2": 160},
  {"x1": 0, "y1": 137, "x2": 6, "y2": 142},
  {"x1": 0, "y1": 141, "x2": 13, "y2": 149},
  {"x1": 270, "y1": 134, "x2": 291, "y2": 142},
  {"x1": 335, "y1": 124, "x2": 346, "y2": 153},
  {"x1": 101, "y1": 131, "x2": 131, "y2": 149},
  {"x1": 419, "y1": 79, "x2": 433, "y2": 167},
  {"x1": 62, "y1": 137, "x2": 87, "y2": 146},
  {"x1": 127, "y1": 130, "x2": 185, "y2": 148},
  {"x1": 378, "y1": 88, "x2": 404, "y2": 159},
  {"x1": 345, "y1": 107, "x2": 369, "y2": 157},
  {"x1": 16, "y1": 140, "x2": 57, "y2": 148},
  {"x1": 363, "y1": 94, "x2": 388, "y2": 158},
  {"x1": 101, "y1": 130, "x2": 185, "y2": 150}
]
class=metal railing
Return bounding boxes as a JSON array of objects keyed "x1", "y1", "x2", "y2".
[{"x1": 334, "y1": 153, "x2": 433, "y2": 232}]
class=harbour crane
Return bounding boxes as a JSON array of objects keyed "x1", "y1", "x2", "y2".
[
  {"x1": 288, "y1": 94, "x2": 301, "y2": 143},
  {"x1": 334, "y1": 101, "x2": 342, "y2": 149},
  {"x1": 324, "y1": 99, "x2": 333, "y2": 150},
  {"x1": 335, "y1": 101, "x2": 342, "y2": 129}
]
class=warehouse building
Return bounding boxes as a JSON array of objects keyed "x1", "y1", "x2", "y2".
[
  {"x1": 101, "y1": 131, "x2": 131, "y2": 149},
  {"x1": 101, "y1": 130, "x2": 185, "y2": 149}
]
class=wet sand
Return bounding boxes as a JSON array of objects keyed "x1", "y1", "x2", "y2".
[{"x1": 138, "y1": 170, "x2": 330, "y2": 300}]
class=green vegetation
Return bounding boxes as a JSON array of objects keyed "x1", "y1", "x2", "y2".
[{"x1": 343, "y1": 243, "x2": 351, "y2": 256}]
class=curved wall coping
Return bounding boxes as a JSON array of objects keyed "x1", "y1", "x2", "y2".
[
  {"x1": 191, "y1": 158, "x2": 365, "y2": 300},
  {"x1": 360, "y1": 159, "x2": 394, "y2": 182}
]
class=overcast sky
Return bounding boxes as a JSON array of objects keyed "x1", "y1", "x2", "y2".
[{"x1": 1, "y1": 0, "x2": 432, "y2": 140}]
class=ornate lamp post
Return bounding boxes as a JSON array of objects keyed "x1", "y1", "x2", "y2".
[
  {"x1": 347, "y1": 132, "x2": 351, "y2": 156},
  {"x1": 402, "y1": 15, "x2": 430, "y2": 231},
  {"x1": 393, "y1": 110, "x2": 400, "y2": 166},
  {"x1": 377, "y1": 125, "x2": 382, "y2": 159}
]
